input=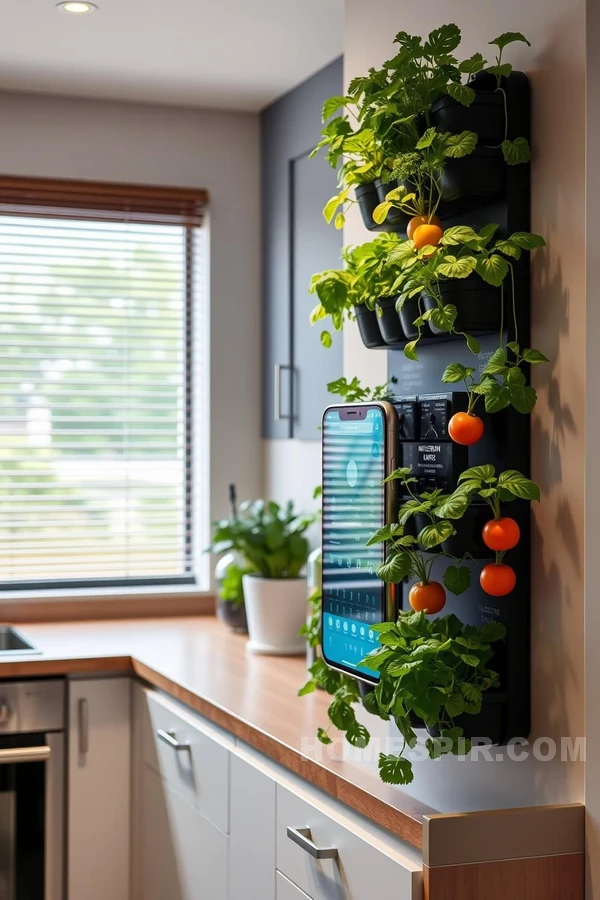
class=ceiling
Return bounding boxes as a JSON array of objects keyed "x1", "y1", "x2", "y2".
[{"x1": 0, "y1": 0, "x2": 344, "y2": 111}]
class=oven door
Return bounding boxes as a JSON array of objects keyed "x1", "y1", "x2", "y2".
[{"x1": 0, "y1": 732, "x2": 64, "y2": 900}]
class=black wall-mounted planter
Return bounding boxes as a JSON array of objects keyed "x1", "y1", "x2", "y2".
[
  {"x1": 375, "y1": 296, "x2": 405, "y2": 346},
  {"x1": 355, "y1": 182, "x2": 400, "y2": 233},
  {"x1": 374, "y1": 178, "x2": 411, "y2": 231},
  {"x1": 398, "y1": 296, "x2": 420, "y2": 340},
  {"x1": 431, "y1": 91, "x2": 505, "y2": 145},
  {"x1": 385, "y1": 71, "x2": 532, "y2": 747},
  {"x1": 440, "y1": 148, "x2": 504, "y2": 208},
  {"x1": 423, "y1": 276, "x2": 502, "y2": 336},
  {"x1": 354, "y1": 304, "x2": 386, "y2": 348}
]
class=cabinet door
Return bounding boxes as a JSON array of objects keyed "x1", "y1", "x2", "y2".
[
  {"x1": 261, "y1": 57, "x2": 343, "y2": 439},
  {"x1": 230, "y1": 754, "x2": 276, "y2": 900},
  {"x1": 68, "y1": 677, "x2": 131, "y2": 900},
  {"x1": 290, "y1": 151, "x2": 342, "y2": 440},
  {"x1": 138, "y1": 764, "x2": 228, "y2": 900}
]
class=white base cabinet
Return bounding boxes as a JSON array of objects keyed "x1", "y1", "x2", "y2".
[
  {"x1": 131, "y1": 683, "x2": 422, "y2": 900},
  {"x1": 67, "y1": 677, "x2": 131, "y2": 900}
]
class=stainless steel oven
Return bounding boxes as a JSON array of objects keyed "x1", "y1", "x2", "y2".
[{"x1": 0, "y1": 680, "x2": 64, "y2": 900}]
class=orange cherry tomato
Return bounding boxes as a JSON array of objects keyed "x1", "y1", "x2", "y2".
[
  {"x1": 448, "y1": 412, "x2": 484, "y2": 446},
  {"x1": 407, "y1": 214, "x2": 442, "y2": 241},
  {"x1": 480, "y1": 563, "x2": 516, "y2": 597},
  {"x1": 482, "y1": 518, "x2": 521, "y2": 552},
  {"x1": 409, "y1": 581, "x2": 446, "y2": 614},
  {"x1": 412, "y1": 223, "x2": 444, "y2": 251}
]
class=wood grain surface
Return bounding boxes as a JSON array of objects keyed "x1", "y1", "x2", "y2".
[{"x1": 0, "y1": 615, "x2": 434, "y2": 848}]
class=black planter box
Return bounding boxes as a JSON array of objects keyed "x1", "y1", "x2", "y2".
[
  {"x1": 423, "y1": 275, "x2": 502, "y2": 336},
  {"x1": 354, "y1": 304, "x2": 386, "y2": 348},
  {"x1": 376, "y1": 296, "x2": 404, "y2": 346},
  {"x1": 355, "y1": 182, "x2": 380, "y2": 231},
  {"x1": 431, "y1": 90, "x2": 505, "y2": 145},
  {"x1": 398, "y1": 295, "x2": 421, "y2": 340},
  {"x1": 426, "y1": 692, "x2": 508, "y2": 745},
  {"x1": 441, "y1": 147, "x2": 504, "y2": 206},
  {"x1": 374, "y1": 177, "x2": 411, "y2": 231}
]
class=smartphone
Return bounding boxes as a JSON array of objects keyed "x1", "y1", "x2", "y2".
[{"x1": 321, "y1": 402, "x2": 399, "y2": 684}]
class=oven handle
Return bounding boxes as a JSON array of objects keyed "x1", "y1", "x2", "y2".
[{"x1": 0, "y1": 745, "x2": 51, "y2": 765}]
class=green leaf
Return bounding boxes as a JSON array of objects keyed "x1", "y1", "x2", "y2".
[
  {"x1": 378, "y1": 551, "x2": 413, "y2": 583},
  {"x1": 404, "y1": 340, "x2": 419, "y2": 361},
  {"x1": 424, "y1": 23, "x2": 461, "y2": 55},
  {"x1": 507, "y1": 341, "x2": 520, "y2": 355},
  {"x1": 482, "y1": 347, "x2": 507, "y2": 375},
  {"x1": 476, "y1": 254, "x2": 509, "y2": 287},
  {"x1": 418, "y1": 520, "x2": 455, "y2": 550},
  {"x1": 508, "y1": 383, "x2": 537, "y2": 414},
  {"x1": 345, "y1": 720, "x2": 370, "y2": 748},
  {"x1": 447, "y1": 82, "x2": 476, "y2": 107},
  {"x1": 366, "y1": 524, "x2": 403, "y2": 546},
  {"x1": 498, "y1": 470, "x2": 541, "y2": 501},
  {"x1": 334, "y1": 212, "x2": 345, "y2": 230},
  {"x1": 322, "y1": 95, "x2": 350, "y2": 121},
  {"x1": 459, "y1": 52, "x2": 486, "y2": 74},
  {"x1": 309, "y1": 303, "x2": 326, "y2": 324},
  {"x1": 478, "y1": 223, "x2": 500, "y2": 246},
  {"x1": 495, "y1": 240, "x2": 522, "y2": 260},
  {"x1": 445, "y1": 692, "x2": 466, "y2": 718},
  {"x1": 378, "y1": 753, "x2": 414, "y2": 785},
  {"x1": 506, "y1": 366, "x2": 526, "y2": 386},
  {"x1": 465, "y1": 333, "x2": 481, "y2": 354},
  {"x1": 429, "y1": 304, "x2": 457, "y2": 333},
  {"x1": 509, "y1": 232, "x2": 546, "y2": 250},
  {"x1": 458, "y1": 464, "x2": 496, "y2": 484},
  {"x1": 502, "y1": 137, "x2": 531, "y2": 165},
  {"x1": 459, "y1": 653, "x2": 480, "y2": 667},
  {"x1": 443, "y1": 130, "x2": 478, "y2": 158},
  {"x1": 361, "y1": 689, "x2": 388, "y2": 721},
  {"x1": 394, "y1": 715, "x2": 418, "y2": 749},
  {"x1": 323, "y1": 194, "x2": 342, "y2": 224},
  {"x1": 487, "y1": 63, "x2": 513, "y2": 79},
  {"x1": 320, "y1": 330, "x2": 333, "y2": 349},
  {"x1": 435, "y1": 491, "x2": 472, "y2": 520},
  {"x1": 440, "y1": 225, "x2": 480, "y2": 246},
  {"x1": 372, "y1": 202, "x2": 392, "y2": 225},
  {"x1": 443, "y1": 565, "x2": 472, "y2": 595},
  {"x1": 416, "y1": 127, "x2": 437, "y2": 149},
  {"x1": 489, "y1": 31, "x2": 531, "y2": 50},
  {"x1": 317, "y1": 727, "x2": 332, "y2": 745},
  {"x1": 382, "y1": 467, "x2": 416, "y2": 484},
  {"x1": 484, "y1": 383, "x2": 511, "y2": 413},
  {"x1": 437, "y1": 255, "x2": 477, "y2": 279},
  {"x1": 461, "y1": 683, "x2": 483, "y2": 705},
  {"x1": 522, "y1": 347, "x2": 549, "y2": 364},
  {"x1": 442, "y1": 362, "x2": 472, "y2": 384},
  {"x1": 328, "y1": 697, "x2": 356, "y2": 730}
]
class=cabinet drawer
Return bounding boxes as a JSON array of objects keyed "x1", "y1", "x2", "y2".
[
  {"x1": 139, "y1": 688, "x2": 231, "y2": 832},
  {"x1": 138, "y1": 765, "x2": 228, "y2": 900},
  {"x1": 276, "y1": 785, "x2": 421, "y2": 900},
  {"x1": 277, "y1": 872, "x2": 312, "y2": 900}
]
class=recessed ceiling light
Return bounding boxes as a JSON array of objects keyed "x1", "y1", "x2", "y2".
[{"x1": 56, "y1": 1, "x2": 98, "y2": 13}]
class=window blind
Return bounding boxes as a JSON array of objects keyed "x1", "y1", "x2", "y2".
[{"x1": 0, "y1": 177, "x2": 207, "y2": 589}]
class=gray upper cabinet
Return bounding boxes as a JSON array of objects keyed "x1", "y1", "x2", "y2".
[{"x1": 261, "y1": 58, "x2": 343, "y2": 439}]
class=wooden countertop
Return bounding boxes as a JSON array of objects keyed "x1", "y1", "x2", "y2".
[{"x1": 0, "y1": 615, "x2": 435, "y2": 849}]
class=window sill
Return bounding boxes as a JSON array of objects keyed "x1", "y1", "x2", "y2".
[{"x1": 0, "y1": 585, "x2": 215, "y2": 624}]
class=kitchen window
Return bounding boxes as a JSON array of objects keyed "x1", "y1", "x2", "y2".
[{"x1": 0, "y1": 177, "x2": 208, "y2": 591}]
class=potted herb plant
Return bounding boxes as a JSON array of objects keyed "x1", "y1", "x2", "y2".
[
  {"x1": 210, "y1": 484, "x2": 250, "y2": 633},
  {"x1": 210, "y1": 499, "x2": 316, "y2": 655},
  {"x1": 309, "y1": 235, "x2": 406, "y2": 349}
]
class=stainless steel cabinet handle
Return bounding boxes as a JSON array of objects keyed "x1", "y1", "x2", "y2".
[
  {"x1": 0, "y1": 746, "x2": 51, "y2": 765},
  {"x1": 274, "y1": 364, "x2": 293, "y2": 421},
  {"x1": 157, "y1": 728, "x2": 191, "y2": 753},
  {"x1": 78, "y1": 697, "x2": 89, "y2": 756},
  {"x1": 287, "y1": 826, "x2": 338, "y2": 860}
]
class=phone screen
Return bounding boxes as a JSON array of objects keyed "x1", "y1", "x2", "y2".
[{"x1": 321, "y1": 405, "x2": 388, "y2": 680}]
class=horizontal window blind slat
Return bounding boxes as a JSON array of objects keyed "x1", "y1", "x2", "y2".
[{"x1": 0, "y1": 188, "x2": 202, "y2": 588}]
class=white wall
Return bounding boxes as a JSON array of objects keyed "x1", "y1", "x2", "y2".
[
  {"x1": 0, "y1": 90, "x2": 263, "y2": 587},
  {"x1": 343, "y1": 0, "x2": 586, "y2": 815}
]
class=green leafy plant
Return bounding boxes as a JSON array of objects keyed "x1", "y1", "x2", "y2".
[
  {"x1": 385, "y1": 224, "x2": 545, "y2": 361},
  {"x1": 486, "y1": 32, "x2": 532, "y2": 164},
  {"x1": 326, "y1": 375, "x2": 398, "y2": 403},
  {"x1": 299, "y1": 588, "x2": 322, "y2": 648},
  {"x1": 209, "y1": 500, "x2": 316, "y2": 579},
  {"x1": 310, "y1": 234, "x2": 404, "y2": 347},
  {"x1": 441, "y1": 341, "x2": 549, "y2": 417},
  {"x1": 300, "y1": 610, "x2": 507, "y2": 784},
  {"x1": 218, "y1": 561, "x2": 253, "y2": 607}
]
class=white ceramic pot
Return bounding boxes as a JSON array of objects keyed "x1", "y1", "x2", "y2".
[{"x1": 242, "y1": 575, "x2": 307, "y2": 655}]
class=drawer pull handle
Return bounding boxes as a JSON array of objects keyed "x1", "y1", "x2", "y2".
[
  {"x1": 287, "y1": 826, "x2": 338, "y2": 860},
  {"x1": 157, "y1": 729, "x2": 191, "y2": 753}
]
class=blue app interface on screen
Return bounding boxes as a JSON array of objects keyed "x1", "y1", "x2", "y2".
[{"x1": 322, "y1": 406, "x2": 386, "y2": 679}]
